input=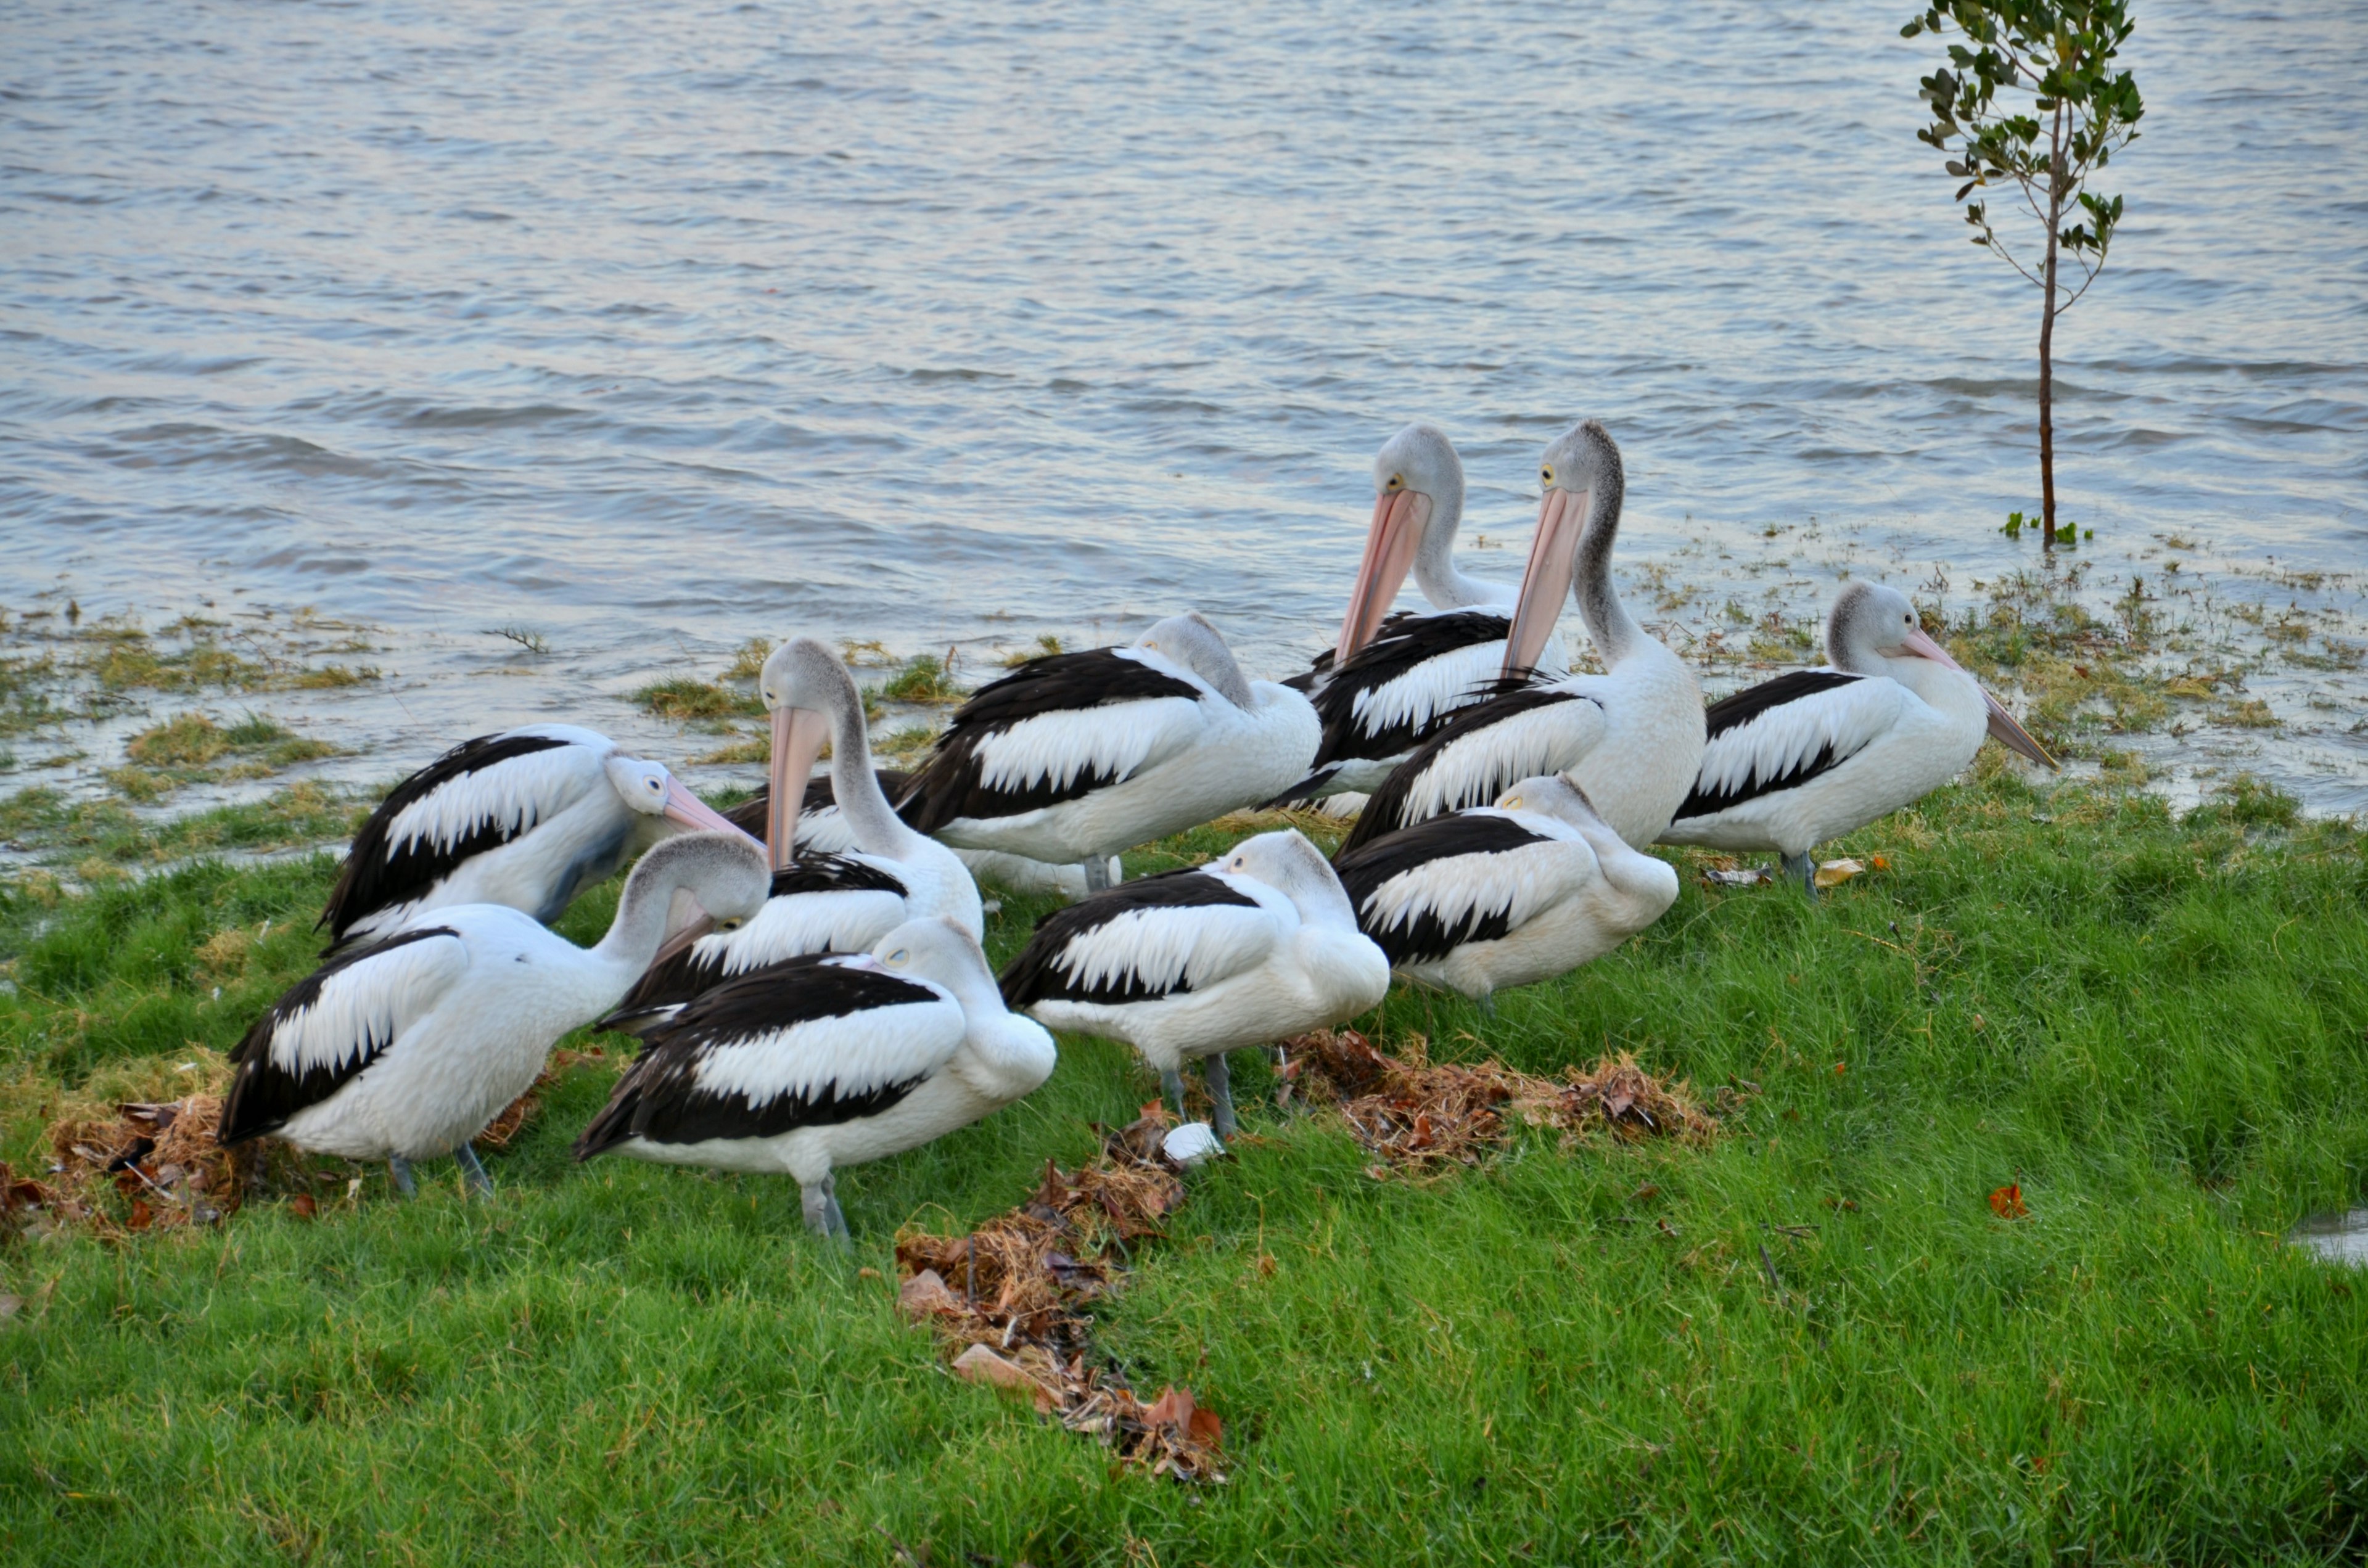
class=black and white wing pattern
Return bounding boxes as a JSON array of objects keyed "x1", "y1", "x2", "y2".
[
  {"x1": 1332, "y1": 812, "x2": 1571, "y2": 966},
  {"x1": 896, "y1": 648, "x2": 1206, "y2": 832},
  {"x1": 998, "y1": 868, "x2": 1282, "y2": 1008},
  {"x1": 1274, "y1": 610, "x2": 1515, "y2": 799},
  {"x1": 720, "y1": 769, "x2": 913, "y2": 852},
  {"x1": 320, "y1": 726, "x2": 609, "y2": 946},
  {"x1": 599, "y1": 855, "x2": 914, "y2": 1034},
  {"x1": 1672, "y1": 670, "x2": 1896, "y2": 820},
  {"x1": 1338, "y1": 681, "x2": 1608, "y2": 853},
  {"x1": 217, "y1": 926, "x2": 471, "y2": 1144},
  {"x1": 576, "y1": 955, "x2": 961, "y2": 1155}
]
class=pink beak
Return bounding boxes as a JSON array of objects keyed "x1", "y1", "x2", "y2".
[
  {"x1": 765, "y1": 707, "x2": 833, "y2": 871},
  {"x1": 1500, "y1": 487, "x2": 1589, "y2": 679},
  {"x1": 662, "y1": 776, "x2": 763, "y2": 847},
  {"x1": 1333, "y1": 490, "x2": 1431, "y2": 663},
  {"x1": 1900, "y1": 625, "x2": 2059, "y2": 769}
]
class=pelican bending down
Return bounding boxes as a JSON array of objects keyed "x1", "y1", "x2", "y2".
[
  {"x1": 218, "y1": 833, "x2": 771, "y2": 1196},
  {"x1": 576, "y1": 917, "x2": 1055, "y2": 1239},
  {"x1": 318, "y1": 725, "x2": 754, "y2": 952},
  {"x1": 998, "y1": 829, "x2": 1388, "y2": 1140},
  {"x1": 726, "y1": 770, "x2": 1117, "y2": 896},
  {"x1": 898, "y1": 613, "x2": 1318, "y2": 891},
  {"x1": 604, "y1": 639, "x2": 982, "y2": 1033},
  {"x1": 1340, "y1": 421, "x2": 1705, "y2": 853},
  {"x1": 1332, "y1": 774, "x2": 1678, "y2": 1001},
  {"x1": 1659, "y1": 582, "x2": 2058, "y2": 893},
  {"x1": 1273, "y1": 424, "x2": 1568, "y2": 805}
]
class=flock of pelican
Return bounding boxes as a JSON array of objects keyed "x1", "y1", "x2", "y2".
[{"x1": 216, "y1": 419, "x2": 2056, "y2": 1235}]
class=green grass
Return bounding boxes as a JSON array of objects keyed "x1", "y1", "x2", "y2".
[{"x1": 2, "y1": 771, "x2": 2366, "y2": 1563}]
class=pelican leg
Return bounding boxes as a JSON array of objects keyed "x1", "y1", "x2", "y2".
[
  {"x1": 1477, "y1": 991, "x2": 1497, "y2": 1019},
  {"x1": 454, "y1": 1143, "x2": 495, "y2": 1199},
  {"x1": 1782, "y1": 851, "x2": 1819, "y2": 900},
  {"x1": 1161, "y1": 1066, "x2": 1190, "y2": 1124},
  {"x1": 1083, "y1": 856, "x2": 1113, "y2": 894},
  {"x1": 821, "y1": 1173, "x2": 850, "y2": 1244},
  {"x1": 1202, "y1": 1053, "x2": 1238, "y2": 1141},
  {"x1": 388, "y1": 1157, "x2": 417, "y2": 1200},
  {"x1": 800, "y1": 1178, "x2": 834, "y2": 1236}
]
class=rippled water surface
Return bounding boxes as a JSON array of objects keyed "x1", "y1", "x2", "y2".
[{"x1": 3, "y1": 0, "x2": 2364, "y2": 810}]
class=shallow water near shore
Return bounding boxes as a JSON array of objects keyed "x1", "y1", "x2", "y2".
[{"x1": 2, "y1": 0, "x2": 2362, "y2": 819}]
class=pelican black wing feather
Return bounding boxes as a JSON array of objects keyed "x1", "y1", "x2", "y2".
[
  {"x1": 1673, "y1": 670, "x2": 1869, "y2": 819},
  {"x1": 998, "y1": 869, "x2": 1259, "y2": 1008},
  {"x1": 1338, "y1": 684, "x2": 1598, "y2": 854},
  {"x1": 897, "y1": 649, "x2": 1201, "y2": 832},
  {"x1": 1333, "y1": 814, "x2": 1553, "y2": 965},
  {"x1": 577, "y1": 958, "x2": 943, "y2": 1156},
  {"x1": 320, "y1": 731, "x2": 579, "y2": 945}
]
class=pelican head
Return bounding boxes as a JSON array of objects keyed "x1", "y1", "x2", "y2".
[
  {"x1": 1334, "y1": 422, "x2": 1466, "y2": 663},
  {"x1": 759, "y1": 636, "x2": 865, "y2": 867},
  {"x1": 1503, "y1": 419, "x2": 1627, "y2": 676},
  {"x1": 1138, "y1": 611, "x2": 1254, "y2": 708},
  {"x1": 604, "y1": 751, "x2": 754, "y2": 844},
  {"x1": 1215, "y1": 827, "x2": 1357, "y2": 927},
  {"x1": 1828, "y1": 582, "x2": 2057, "y2": 769},
  {"x1": 1492, "y1": 773, "x2": 1609, "y2": 828}
]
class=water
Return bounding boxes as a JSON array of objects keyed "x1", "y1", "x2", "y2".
[
  {"x1": 2, "y1": 0, "x2": 2363, "y2": 813},
  {"x1": 2289, "y1": 1209, "x2": 2368, "y2": 1269}
]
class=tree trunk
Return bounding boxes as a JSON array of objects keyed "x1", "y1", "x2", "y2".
[{"x1": 2039, "y1": 102, "x2": 2066, "y2": 550}]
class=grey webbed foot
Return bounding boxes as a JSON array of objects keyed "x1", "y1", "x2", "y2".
[
  {"x1": 388, "y1": 1156, "x2": 417, "y2": 1200},
  {"x1": 1782, "y1": 851, "x2": 1819, "y2": 899},
  {"x1": 1161, "y1": 1066, "x2": 1190, "y2": 1125},
  {"x1": 454, "y1": 1143, "x2": 494, "y2": 1198},
  {"x1": 800, "y1": 1178, "x2": 835, "y2": 1238},
  {"x1": 1202, "y1": 1053, "x2": 1238, "y2": 1141}
]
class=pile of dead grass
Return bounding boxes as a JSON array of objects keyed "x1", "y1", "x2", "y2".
[
  {"x1": 1278, "y1": 1028, "x2": 1725, "y2": 1177},
  {"x1": 893, "y1": 1107, "x2": 1227, "y2": 1483},
  {"x1": 12, "y1": 1096, "x2": 258, "y2": 1238}
]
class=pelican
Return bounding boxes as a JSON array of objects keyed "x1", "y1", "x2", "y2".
[
  {"x1": 318, "y1": 724, "x2": 754, "y2": 952},
  {"x1": 897, "y1": 612, "x2": 1318, "y2": 892},
  {"x1": 1339, "y1": 421, "x2": 1705, "y2": 853},
  {"x1": 603, "y1": 639, "x2": 983, "y2": 1033},
  {"x1": 998, "y1": 829, "x2": 1388, "y2": 1140},
  {"x1": 218, "y1": 833, "x2": 770, "y2": 1196},
  {"x1": 1272, "y1": 424, "x2": 1568, "y2": 805},
  {"x1": 1659, "y1": 581, "x2": 2058, "y2": 892},
  {"x1": 1332, "y1": 774, "x2": 1678, "y2": 1001},
  {"x1": 727, "y1": 769, "x2": 1116, "y2": 895},
  {"x1": 576, "y1": 917, "x2": 1056, "y2": 1239}
]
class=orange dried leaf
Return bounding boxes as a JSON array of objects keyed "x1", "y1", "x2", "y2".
[{"x1": 1989, "y1": 1183, "x2": 2028, "y2": 1220}]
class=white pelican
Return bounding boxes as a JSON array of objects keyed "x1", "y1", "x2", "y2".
[
  {"x1": 998, "y1": 828, "x2": 1388, "y2": 1139},
  {"x1": 897, "y1": 612, "x2": 1318, "y2": 892},
  {"x1": 1331, "y1": 774, "x2": 1678, "y2": 1001},
  {"x1": 575, "y1": 917, "x2": 1055, "y2": 1239},
  {"x1": 1659, "y1": 581, "x2": 2058, "y2": 892},
  {"x1": 1339, "y1": 421, "x2": 1705, "y2": 853},
  {"x1": 319, "y1": 724, "x2": 754, "y2": 952},
  {"x1": 219, "y1": 832, "x2": 771, "y2": 1196},
  {"x1": 603, "y1": 639, "x2": 983, "y2": 1033},
  {"x1": 726, "y1": 769, "x2": 1117, "y2": 896},
  {"x1": 1272, "y1": 424, "x2": 1568, "y2": 805}
]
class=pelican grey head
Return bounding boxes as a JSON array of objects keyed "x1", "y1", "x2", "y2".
[
  {"x1": 1138, "y1": 611, "x2": 1254, "y2": 708},
  {"x1": 1492, "y1": 773, "x2": 1609, "y2": 829},
  {"x1": 1505, "y1": 419, "x2": 1630, "y2": 673},
  {"x1": 1214, "y1": 827, "x2": 1356, "y2": 926},
  {"x1": 1335, "y1": 423, "x2": 1468, "y2": 662},
  {"x1": 1823, "y1": 583, "x2": 2058, "y2": 769}
]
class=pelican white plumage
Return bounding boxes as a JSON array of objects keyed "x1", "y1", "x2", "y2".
[
  {"x1": 218, "y1": 833, "x2": 771, "y2": 1196},
  {"x1": 575, "y1": 917, "x2": 1056, "y2": 1239},
  {"x1": 319, "y1": 724, "x2": 754, "y2": 952},
  {"x1": 1339, "y1": 421, "x2": 1705, "y2": 853},
  {"x1": 1331, "y1": 774, "x2": 1678, "y2": 1001},
  {"x1": 1273, "y1": 424, "x2": 1568, "y2": 805},
  {"x1": 1659, "y1": 581, "x2": 2058, "y2": 892},
  {"x1": 726, "y1": 768, "x2": 1117, "y2": 896},
  {"x1": 604, "y1": 639, "x2": 982, "y2": 1032},
  {"x1": 998, "y1": 829, "x2": 1389, "y2": 1139},
  {"x1": 897, "y1": 612, "x2": 1318, "y2": 891}
]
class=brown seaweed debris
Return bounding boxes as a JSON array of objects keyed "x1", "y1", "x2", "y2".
[
  {"x1": 37, "y1": 1096, "x2": 258, "y2": 1234},
  {"x1": 1276, "y1": 1028, "x2": 1726, "y2": 1176},
  {"x1": 893, "y1": 1105, "x2": 1228, "y2": 1483}
]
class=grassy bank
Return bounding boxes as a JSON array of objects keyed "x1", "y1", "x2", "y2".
[{"x1": 2, "y1": 768, "x2": 2366, "y2": 1564}]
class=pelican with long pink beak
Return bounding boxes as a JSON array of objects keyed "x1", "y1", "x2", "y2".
[
  {"x1": 1270, "y1": 424, "x2": 1567, "y2": 805},
  {"x1": 1337, "y1": 420, "x2": 1704, "y2": 855},
  {"x1": 601, "y1": 638, "x2": 983, "y2": 1033},
  {"x1": 1659, "y1": 581, "x2": 2057, "y2": 894}
]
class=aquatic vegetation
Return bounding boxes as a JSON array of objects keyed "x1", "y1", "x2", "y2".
[
  {"x1": 628, "y1": 675, "x2": 763, "y2": 722},
  {"x1": 881, "y1": 652, "x2": 963, "y2": 704}
]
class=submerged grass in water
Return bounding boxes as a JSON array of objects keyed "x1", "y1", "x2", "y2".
[{"x1": 0, "y1": 771, "x2": 2364, "y2": 1561}]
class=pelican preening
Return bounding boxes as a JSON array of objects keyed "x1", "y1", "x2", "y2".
[
  {"x1": 240, "y1": 411, "x2": 2054, "y2": 1237},
  {"x1": 221, "y1": 833, "x2": 771, "y2": 1195},
  {"x1": 1275, "y1": 424, "x2": 1567, "y2": 805},
  {"x1": 1659, "y1": 581, "x2": 2058, "y2": 892}
]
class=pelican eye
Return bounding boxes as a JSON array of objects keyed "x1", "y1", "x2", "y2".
[
  {"x1": 1504, "y1": 795, "x2": 1524, "y2": 810},
  {"x1": 1386, "y1": 474, "x2": 1404, "y2": 491},
  {"x1": 887, "y1": 948, "x2": 909, "y2": 964},
  {"x1": 716, "y1": 917, "x2": 745, "y2": 931},
  {"x1": 1541, "y1": 466, "x2": 1553, "y2": 483}
]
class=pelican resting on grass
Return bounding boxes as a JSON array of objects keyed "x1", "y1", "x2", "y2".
[
  {"x1": 1331, "y1": 774, "x2": 1678, "y2": 1001},
  {"x1": 998, "y1": 829, "x2": 1389, "y2": 1141},
  {"x1": 575, "y1": 917, "x2": 1055, "y2": 1240},
  {"x1": 1340, "y1": 421, "x2": 1705, "y2": 853},
  {"x1": 1273, "y1": 424, "x2": 1567, "y2": 805},
  {"x1": 602, "y1": 639, "x2": 982, "y2": 1033},
  {"x1": 897, "y1": 612, "x2": 1318, "y2": 893},
  {"x1": 319, "y1": 724, "x2": 754, "y2": 952},
  {"x1": 1659, "y1": 581, "x2": 2059, "y2": 893},
  {"x1": 218, "y1": 833, "x2": 771, "y2": 1197}
]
